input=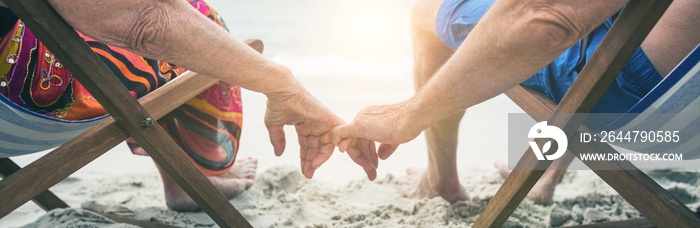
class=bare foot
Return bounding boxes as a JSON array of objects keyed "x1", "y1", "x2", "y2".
[
  {"x1": 161, "y1": 157, "x2": 258, "y2": 211},
  {"x1": 398, "y1": 167, "x2": 470, "y2": 203},
  {"x1": 495, "y1": 161, "x2": 557, "y2": 205},
  {"x1": 218, "y1": 157, "x2": 258, "y2": 180}
]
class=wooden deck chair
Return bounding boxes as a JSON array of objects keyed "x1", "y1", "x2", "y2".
[
  {"x1": 0, "y1": 0, "x2": 258, "y2": 227},
  {"x1": 473, "y1": 0, "x2": 700, "y2": 227}
]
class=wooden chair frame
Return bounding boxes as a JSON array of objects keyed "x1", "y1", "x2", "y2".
[
  {"x1": 473, "y1": 0, "x2": 700, "y2": 227},
  {"x1": 0, "y1": 0, "x2": 255, "y2": 227}
]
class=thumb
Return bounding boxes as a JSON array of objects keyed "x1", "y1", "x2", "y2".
[
  {"x1": 378, "y1": 144, "x2": 399, "y2": 160},
  {"x1": 266, "y1": 124, "x2": 286, "y2": 156}
]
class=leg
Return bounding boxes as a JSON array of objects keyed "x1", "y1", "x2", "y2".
[
  {"x1": 496, "y1": 0, "x2": 700, "y2": 205},
  {"x1": 130, "y1": 90, "x2": 256, "y2": 212},
  {"x1": 497, "y1": 152, "x2": 575, "y2": 204},
  {"x1": 527, "y1": 152, "x2": 574, "y2": 204},
  {"x1": 157, "y1": 157, "x2": 257, "y2": 212},
  {"x1": 398, "y1": 0, "x2": 469, "y2": 203},
  {"x1": 641, "y1": 0, "x2": 700, "y2": 77}
]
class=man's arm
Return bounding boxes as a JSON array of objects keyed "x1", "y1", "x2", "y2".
[
  {"x1": 334, "y1": 0, "x2": 629, "y2": 157},
  {"x1": 406, "y1": 0, "x2": 629, "y2": 131}
]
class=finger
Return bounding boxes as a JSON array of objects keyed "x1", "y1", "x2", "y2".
[
  {"x1": 358, "y1": 139, "x2": 377, "y2": 170},
  {"x1": 299, "y1": 135, "x2": 318, "y2": 179},
  {"x1": 312, "y1": 134, "x2": 335, "y2": 170},
  {"x1": 378, "y1": 144, "x2": 399, "y2": 160},
  {"x1": 266, "y1": 125, "x2": 286, "y2": 156},
  {"x1": 311, "y1": 147, "x2": 333, "y2": 171},
  {"x1": 365, "y1": 166, "x2": 377, "y2": 181},
  {"x1": 307, "y1": 132, "x2": 337, "y2": 179},
  {"x1": 346, "y1": 142, "x2": 375, "y2": 181},
  {"x1": 333, "y1": 124, "x2": 359, "y2": 146},
  {"x1": 298, "y1": 135, "x2": 309, "y2": 178},
  {"x1": 346, "y1": 148, "x2": 370, "y2": 169},
  {"x1": 337, "y1": 138, "x2": 353, "y2": 153},
  {"x1": 365, "y1": 140, "x2": 378, "y2": 180},
  {"x1": 332, "y1": 125, "x2": 344, "y2": 146},
  {"x1": 350, "y1": 152, "x2": 376, "y2": 181},
  {"x1": 300, "y1": 159, "x2": 314, "y2": 179},
  {"x1": 368, "y1": 141, "x2": 378, "y2": 169}
]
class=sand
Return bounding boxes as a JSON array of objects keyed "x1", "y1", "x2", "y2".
[{"x1": 6, "y1": 164, "x2": 700, "y2": 227}]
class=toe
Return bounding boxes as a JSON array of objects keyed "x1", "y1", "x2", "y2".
[
  {"x1": 406, "y1": 167, "x2": 421, "y2": 175},
  {"x1": 495, "y1": 160, "x2": 511, "y2": 179},
  {"x1": 245, "y1": 170, "x2": 256, "y2": 179}
]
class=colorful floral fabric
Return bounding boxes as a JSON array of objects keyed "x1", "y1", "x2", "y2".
[{"x1": 0, "y1": 0, "x2": 241, "y2": 175}]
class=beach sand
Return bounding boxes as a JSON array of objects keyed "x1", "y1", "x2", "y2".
[{"x1": 8, "y1": 168, "x2": 700, "y2": 228}]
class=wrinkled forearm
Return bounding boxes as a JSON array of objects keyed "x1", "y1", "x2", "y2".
[
  {"x1": 403, "y1": 0, "x2": 629, "y2": 131},
  {"x1": 45, "y1": 0, "x2": 300, "y2": 96}
]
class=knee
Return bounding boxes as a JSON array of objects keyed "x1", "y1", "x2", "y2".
[{"x1": 410, "y1": 0, "x2": 443, "y2": 39}]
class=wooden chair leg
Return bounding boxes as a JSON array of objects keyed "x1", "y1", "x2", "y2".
[
  {"x1": 473, "y1": 1, "x2": 672, "y2": 227},
  {"x1": 0, "y1": 158, "x2": 69, "y2": 211},
  {"x1": 507, "y1": 86, "x2": 700, "y2": 227},
  {"x1": 6, "y1": 0, "x2": 258, "y2": 226},
  {"x1": 0, "y1": 69, "x2": 260, "y2": 226},
  {"x1": 570, "y1": 136, "x2": 700, "y2": 227},
  {"x1": 0, "y1": 156, "x2": 181, "y2": 228},
  {"x1": 0, "y1": 69, "x2": 217, "y2": 218}
]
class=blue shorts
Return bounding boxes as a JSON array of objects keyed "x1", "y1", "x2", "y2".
[{"x1": 436, "y1": 0, "x2": 663, "y2": 127}]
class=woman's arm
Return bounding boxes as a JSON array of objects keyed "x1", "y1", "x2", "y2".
[
  {"x1": 47, "y1": 0, "x2": 295, "y2": 95},
  {"x1": 38, "y1": 0, "x2": 378, "y2": 180},
  {"x1": 333, "y1": 0, "x2": 629, "y2": 158}
]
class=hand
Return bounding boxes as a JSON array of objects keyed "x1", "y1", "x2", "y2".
[
  {"x1": 264, "y1": 85, "x2": 378, "y2": 180},
  {"x1": 333, "y1": 101, "x2": 425, "y2": 160}
]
